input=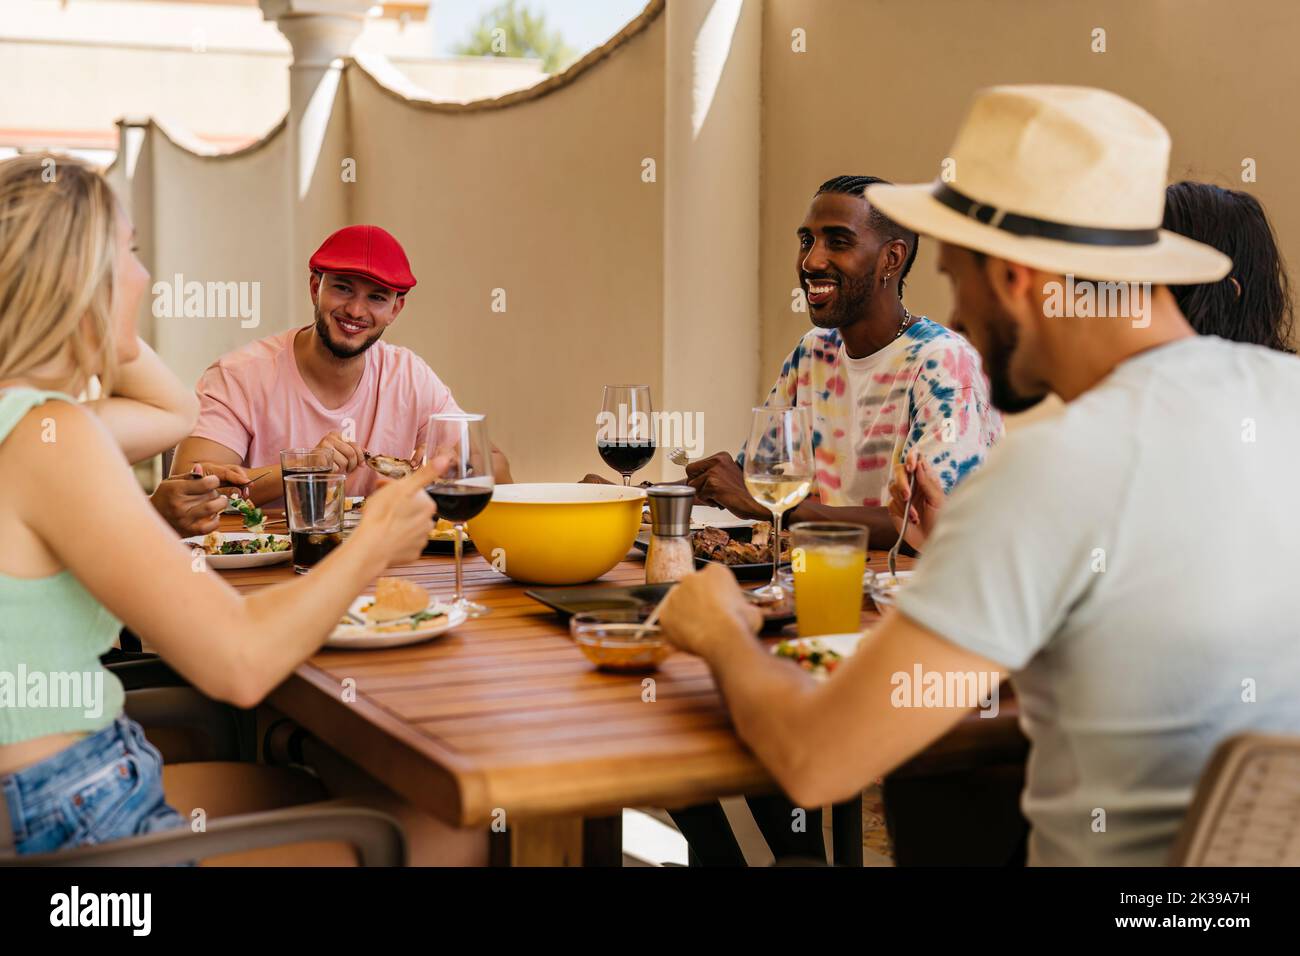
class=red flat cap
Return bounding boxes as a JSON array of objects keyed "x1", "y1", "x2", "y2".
[{"x1": 309, "y1": 224, "x2": 417, "y2": 293}]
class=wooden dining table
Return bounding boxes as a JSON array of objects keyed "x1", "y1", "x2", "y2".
[{"x1": 217, "y1": 512, "x2": 915, "y2": 866}]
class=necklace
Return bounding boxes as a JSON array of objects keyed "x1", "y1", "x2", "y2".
[{"x1": 894, "y1": 306, "x2": 914, "y2": 339}]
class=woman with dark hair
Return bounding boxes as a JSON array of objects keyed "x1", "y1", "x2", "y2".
[{"x1": 1163, "y1": 181, "x2": 1296, "y2": 352}]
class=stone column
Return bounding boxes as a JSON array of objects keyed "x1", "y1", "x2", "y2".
[
  {"x1": 662, "y1": 0, "x2": 763, "y2": 471},
  {"x1": 260, "y1": 0, "x2": 367, "y2": 328}
]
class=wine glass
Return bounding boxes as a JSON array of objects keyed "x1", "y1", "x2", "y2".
[
  {"x1": 743, "y1": 406, "x2": 815, "y2": 602},
  {"x1": 598, "y1": 385, "x2": 655, "y2": 485},
  {"x1": 425, "y1": 413, "x2": 495, "y2": 618}
]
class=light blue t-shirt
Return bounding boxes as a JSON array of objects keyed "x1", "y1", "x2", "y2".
[{"x1": 897, "y1": 336, "x2": 1300, "y2": 866}]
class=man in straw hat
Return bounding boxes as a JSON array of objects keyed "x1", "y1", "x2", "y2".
[{"x1": 660, "y1": 85, "x2": 1300, "y2": 865}]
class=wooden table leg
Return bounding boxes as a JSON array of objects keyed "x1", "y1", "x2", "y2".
[
  {"x1": 581, "y1": 813, "x2": 623, "y2": 867},
  {"x1": 508, "y1": 816, "x2": 584, "y2": 866},
  {"x1": 496, "y1": 814, "x2": 624, "y2": 866}
]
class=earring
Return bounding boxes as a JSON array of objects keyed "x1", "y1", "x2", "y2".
[{"x1": 883, "y1": 273, "x2": 890, "y2": 285}]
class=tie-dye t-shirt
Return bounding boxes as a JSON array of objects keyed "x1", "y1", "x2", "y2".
[{"x1": 754, "y1": 318, "x2": 1003, "y2": 508}]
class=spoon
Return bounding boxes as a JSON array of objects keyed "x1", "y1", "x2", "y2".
[{"x1": 634, "y1": 589, "x2": 673, "y2": 639}]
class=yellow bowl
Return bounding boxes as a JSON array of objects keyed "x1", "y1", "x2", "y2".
[{"x1": 466, "y1": 483, "x2": 646, "y2": 585}]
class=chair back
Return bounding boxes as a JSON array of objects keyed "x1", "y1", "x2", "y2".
[{"x1": 1171, "y1": 733, "x2": 1300, "y2": 866}]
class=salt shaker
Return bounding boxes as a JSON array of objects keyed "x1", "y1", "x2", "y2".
[{"x1": 645, "y1": 485, "x2": 696, "y2": 584}]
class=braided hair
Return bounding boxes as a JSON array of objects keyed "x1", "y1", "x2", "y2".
[{"x1": 815, "y1": 175, "x2": 919, "y2": 298}]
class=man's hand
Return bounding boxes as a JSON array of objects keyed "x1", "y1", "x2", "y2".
[
  {"x1": 887, "y1": 450, "x2": 944, "y2": 551},
  {"x1": 150, "y1": 463, "x2": 253, "y2": 536},
  {"x1": 315, "y1": 431, "x2": 364, "y2": 474},
  {"x1": 684, "y1": 452, "x2": 769, "y2": 520},
  {"x1": 658, "y1": 563, "x2": 762, "y2": 659},
  {"x1": 199, "y1": 462, "x2": 255, "y2": 499}
]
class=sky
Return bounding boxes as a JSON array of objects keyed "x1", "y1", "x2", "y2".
[{"x1": 429, "y1": 0, "x2": 651, "y2": 58}]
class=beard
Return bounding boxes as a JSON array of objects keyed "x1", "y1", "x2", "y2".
[
  {"x1": 808, "y1": 264, "x2": 875, "y2": 330},
  {"x1": 314, "y1": 303, "x2": 386, "y2": 360},
  {"x1": 982, "y1": 310, "x2": 1048, "y2": 414}
]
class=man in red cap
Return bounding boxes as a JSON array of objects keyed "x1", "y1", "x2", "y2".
[{"x1": 152, "y1": 224, "x2": 511, "y2": 533}]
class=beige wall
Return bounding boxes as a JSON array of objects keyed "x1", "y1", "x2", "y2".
[
  {"x1": 662, "y1": 0, "x2": 762, "y2": 474},
  {"x1": 141, "y1": 130, "x2": 292, "y2": 389},
  {"x1": 344, "y1": 16, "x2": 666, "y2": 482},
  {"x1": 759, "y1": 0, "x2": 1300, "y2": 401},
  {"x1": 103, "y1": 0, "x2": 1300, "y2": 482}
]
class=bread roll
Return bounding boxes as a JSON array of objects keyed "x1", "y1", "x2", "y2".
[{"x1": 368, "y1": 576, "x2": 429, "y2": 622}]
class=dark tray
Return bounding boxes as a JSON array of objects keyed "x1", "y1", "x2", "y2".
[
  {"x1": 525, "y1": 582, "x2": 794, "y2": 629},
  {"x1": 698, "y1": 555, "x2": 791, "y2": 581},
  {"x1": 422, "y1": 536, "x2": 477, "y2": 556},
  {"x1": 525, "y1": 583, "x2": 673, "y2": 618}
]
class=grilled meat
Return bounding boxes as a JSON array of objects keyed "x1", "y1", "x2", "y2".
[{"x1": 363, "y1": 452, "x2": 417, "y2": 479}]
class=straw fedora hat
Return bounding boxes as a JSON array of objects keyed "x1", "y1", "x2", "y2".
[{"x1": 866, "y1": 85, "x2": 1231, "y2": 284}]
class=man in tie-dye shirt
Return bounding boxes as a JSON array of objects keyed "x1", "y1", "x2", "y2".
[
  {"x1": 673, "y1": 175, "x2": 1004, "y2": 866},
  {"x1": 688, "y1": 174, "x2": 1002, "y2": 546}
]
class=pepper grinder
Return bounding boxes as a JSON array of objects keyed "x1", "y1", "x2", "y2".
[{"x1": 645, "y1": 485, "x2": 696, "y2": 584}]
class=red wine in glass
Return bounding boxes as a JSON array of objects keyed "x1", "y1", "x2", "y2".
[
  {"x1": 425, "y1": 482, "x2": 494, "y2": 523},
  {"x1": 597, "y1": 439, "x2": 655, "y2": 478},
  {"x1": 598, "y1": 385, "x2": 654, "y2": 485},
  {"x1": 425, "y1": 412, "x2": 495, "y2": 619}
]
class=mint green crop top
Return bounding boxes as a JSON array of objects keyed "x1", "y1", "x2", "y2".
[{"x1": 0, "y1": 388, "x2": 124, "y2": 744}]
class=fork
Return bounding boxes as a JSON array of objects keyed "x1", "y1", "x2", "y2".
[
  {"x1": 888, "y1": 467, "x2": 918, "y2": 581},
  {"x1": 668, "y1": 447, "x2": 692, "y2": 468}
]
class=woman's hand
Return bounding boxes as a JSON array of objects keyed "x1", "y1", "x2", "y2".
[{"x1": 355, "y1": 454, "x2": 449, "y2": 567}]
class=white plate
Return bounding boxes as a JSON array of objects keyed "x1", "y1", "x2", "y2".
[
  {"x1": 867, "y1": 569, "x2": 914, "y2": 605},
  {"x1": 326, "y1": 597, "x2": 466, "y2": 649},
  {"x1": 771, "y1": 632, "x2": 867, "y2": 680},
  {"x1": 181, "y1": 533, "x2": 292, "y2": 569},
  {"x1": 690, "y1": 505, "x2": 758, "y2": 530}
]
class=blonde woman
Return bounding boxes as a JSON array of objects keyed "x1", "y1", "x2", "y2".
[{"x1": 0, "y1": 153, "x2": 440, "y2": 856}]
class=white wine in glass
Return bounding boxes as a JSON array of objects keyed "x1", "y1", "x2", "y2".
[
  {"x1": 742, "y1": 406, "x2": 814, "y2": 602},
  {"x1": 745, "y1": 474, "x2": 814, "y2": 514}
]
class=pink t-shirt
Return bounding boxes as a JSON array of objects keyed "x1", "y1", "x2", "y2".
[{"x1": 191, "y1": 326, "x2": 463, "y2": 497}]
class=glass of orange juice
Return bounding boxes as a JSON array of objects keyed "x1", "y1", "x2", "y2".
[{"x1": 790, "y1": 522, "x2": 868, "y2": 636}]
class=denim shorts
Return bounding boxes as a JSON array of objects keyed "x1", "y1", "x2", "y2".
[{"x1": 1, "y1": 716, "x2": 184, "y2": 857}]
